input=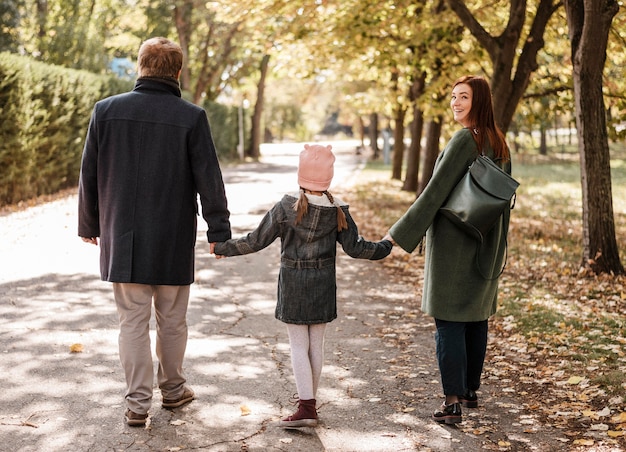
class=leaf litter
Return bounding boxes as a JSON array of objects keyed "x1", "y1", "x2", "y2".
[{"x1": 339, "y1": 166, "x2": 625, "y2": 450}]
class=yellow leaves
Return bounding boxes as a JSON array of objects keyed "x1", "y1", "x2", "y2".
[
  {"x1": 69, "y1": 343, "x2": 83, "y2": 353},
  {"x1": 608, "y1": 430, "x2": 624, "y2": 438},
  {"x1": 573, "y1": 439, "x2": 595, "y2": 446},
  {"x1": 566, "y1": 375, "x2": 584, "y2": 385},
  {"x1": 612, "y1": 412, "x2": 626, "y2": 423}
]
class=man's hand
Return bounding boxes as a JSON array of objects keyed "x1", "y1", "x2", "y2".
[{"x1": 81, "y1": 237, "x2": 98, "y2": 245}]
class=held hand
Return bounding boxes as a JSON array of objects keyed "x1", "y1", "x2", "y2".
[
  {"x1": 210, "y1": 242, "x2": 227, "y2": 259},
  {"x1": 382, "y1": 233, "x2": 395, "y2": 245},
  {"x1": 81, "y1": 237, "x2": 98, "y2": 245}
]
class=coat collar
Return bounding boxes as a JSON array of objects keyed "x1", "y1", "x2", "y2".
[{"x1": 134, "y1": 77, "x2": 182, "y2": 98}]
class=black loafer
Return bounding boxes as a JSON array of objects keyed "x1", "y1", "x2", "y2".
[
  {"x1": 432, "y1": 402, "x2": 462, "y2": 424},
  {"x1": 459, "y1": 390, "x2": 478, "y2": 408}
]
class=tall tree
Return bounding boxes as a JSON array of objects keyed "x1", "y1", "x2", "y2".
[
  {"x1": 564, "y1": 0, "x2": 623, "y2": 275},
  {"x1": 172, "y1": 0, "x2": 250, "y2": 104},
  {"x1": 402, "y1": 72, "x2": 425, "y2": 192},
  {"x1": 446, "y1": 0, "x2": 562, "y2": 132},
  {"x1": 248, "y1": 54, "x2": 270, "y2": 159},
  {"x1": 418, "y1": 116, "x2": 442, "y2": 195}
]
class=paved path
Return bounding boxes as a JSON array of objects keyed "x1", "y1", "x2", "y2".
[{"x1": 0, "y1": 141, "x2": 554, "y2": 451}]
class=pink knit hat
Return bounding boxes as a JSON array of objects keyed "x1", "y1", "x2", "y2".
[{"x1": 297, "y1": 144, "x2": 335, "y2": 191}]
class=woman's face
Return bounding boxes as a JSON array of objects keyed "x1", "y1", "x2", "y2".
[{"x1": 451, "y1": 83, "x2": 473, "y2": 128}]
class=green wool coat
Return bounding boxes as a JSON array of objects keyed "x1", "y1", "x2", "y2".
[{"x1": 389, "y1": 128, "x2": 511, "y2": 322}]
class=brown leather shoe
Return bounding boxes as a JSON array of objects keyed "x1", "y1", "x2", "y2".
[
  {"x1": 162, "y1": 386, "x2": 195, "y2": 408},
  {"x1": 125, "y1": 409, "x2": 148, "y2": 426}
]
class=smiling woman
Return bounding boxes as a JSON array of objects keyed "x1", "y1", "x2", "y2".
[
  {"x1": 451, "y1": 83, "x2": 472, "y2": 127},
  {"x1": 385, "y1": 75, "x2": 512, "y2": 425}
]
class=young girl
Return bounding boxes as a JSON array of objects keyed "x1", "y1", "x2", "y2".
[{"x1": 214, "y1": 144, "x2": 392, "y2": 428}]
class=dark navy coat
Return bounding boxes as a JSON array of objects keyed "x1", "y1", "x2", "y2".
[{"x1": 78, "y1": 78, "x2": 231, "y2": 285}]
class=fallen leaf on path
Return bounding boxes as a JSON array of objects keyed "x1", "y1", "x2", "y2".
[{"x1": 566, "y1": 376, "x2": 584, "y2": 385}]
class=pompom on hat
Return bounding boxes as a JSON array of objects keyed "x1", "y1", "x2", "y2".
[{"x1": 297, "y1": 144, "x2": 335, "y2": 191}]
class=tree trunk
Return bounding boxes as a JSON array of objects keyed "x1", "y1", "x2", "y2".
[
  {"x1": 564, "y1": 0, "x2": 623, "y2": 275},
  {"x1": 539, "y1": 125, "x2": 547, "y2": 155},
  {"x1": 402, "y1": 72, "x2": 426, "y2": 191},
  {"x1": 248, "y1": 54, "x2": 270, "y2": 160},
  {"x1": 36, "y1": 0, "x2": 47, "y2": 40},
  {"x1": 391, "y1": 106, "x2": 407, "y2": 180},
  {"x1": 403, "y1": 106, "x2": 424, "y2": 192},
  {"x1": 369, "y1": 112, "x2": 379, "y2": 159},
  {"x1": 192, "y1": 21, "x2": 240, "y2": 104},
  {"x1": 173, "y1": 0, "x2": 194, "y2": 93},
  {"x1": 418, "y1": 117, "x2": 442, "y2": 196},
  {"x1": 356, "y1": 116, "x2": 366, "y2": 154}
]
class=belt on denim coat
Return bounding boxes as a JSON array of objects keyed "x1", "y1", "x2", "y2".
[{"x1": 281, "y1": 257, "x2": 335, "y2": 269}]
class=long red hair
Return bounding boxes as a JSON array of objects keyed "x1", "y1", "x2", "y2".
[{"x1": 453, "y1": 75, "x2": 510, "y2": 162}]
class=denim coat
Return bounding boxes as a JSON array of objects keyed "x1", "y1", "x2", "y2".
[
  {"x1": 389, "y1": 128, "x2": 511, "y2": 322},
  {"x1": 214, "y1": 193, "x2": 392, "y2": 324},
  {"x1": 78, "y1": 78, "x2": 231, "y2": 285}
]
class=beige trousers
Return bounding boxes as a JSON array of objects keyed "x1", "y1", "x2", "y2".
[{"x1": 113, "y1": 283, "x2": 190, "y2": 414}]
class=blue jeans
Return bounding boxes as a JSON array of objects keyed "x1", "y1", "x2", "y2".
[{"x1": 434, "y1": 318, "x2": 488, "y2": 396}]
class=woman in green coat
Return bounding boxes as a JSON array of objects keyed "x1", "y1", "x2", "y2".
[{"x1": 385, "y1": 76, "x2": 512, "y2": 424}]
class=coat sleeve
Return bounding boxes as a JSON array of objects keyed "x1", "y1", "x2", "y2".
[
  {"x1": 77, "y1": 106, "x2": 100, "y2": 238},
  {"x1": 338, "y1": 207, "x2": 392, "y2": 260},
  {"x1": 389, "y1": 129, "x2": 478, "y2": 253},
  {"x1": 213, "y1": 203, "x2": 282, "y2": 256},
  {"x1": 189, "y1": 110, "x2": 232, "y2": 243}
]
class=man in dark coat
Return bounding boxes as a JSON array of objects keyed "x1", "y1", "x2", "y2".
[{"x1": 78, "y1": 37, "x2": 231, "y2": 426}]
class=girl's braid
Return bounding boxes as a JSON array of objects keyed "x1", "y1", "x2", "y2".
[
  {"x1": 293, "y1": 189, "x2": 348, "y2": 232},
  {"x1": 293, "y1": 188, "x2": 309, "y2": 225},
  {"x1": 324, "y1": 191, "x2": 348, "y2": 231}
]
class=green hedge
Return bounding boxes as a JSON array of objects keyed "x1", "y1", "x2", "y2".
[
  {"x1": 0, "y1": 53, "x2": 133, "y2": 205},
  {"x1": 0, "y1": 53, "x2": 242, "y2": 207},
  {"x1": 204, "y1": 100, "x2": 241, "y2": 161}
]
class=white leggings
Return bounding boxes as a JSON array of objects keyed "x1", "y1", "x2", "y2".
[{"x1": 286, "y1": 323, "x2": 327, "y2": 400}]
